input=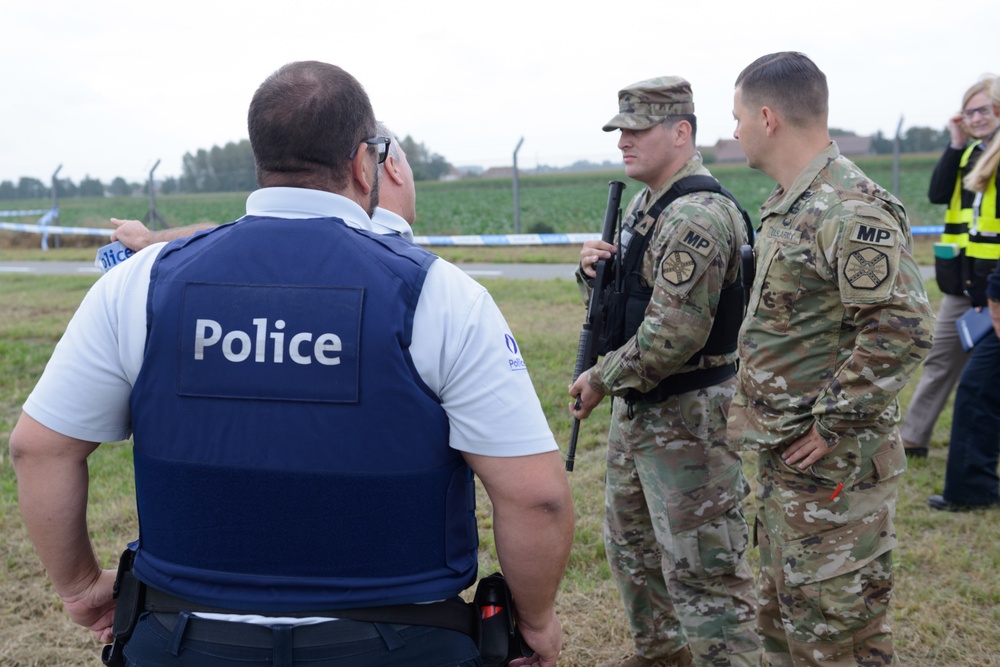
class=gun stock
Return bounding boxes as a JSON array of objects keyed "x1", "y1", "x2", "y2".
[{"x1": 566, "y1": 180, "x2": 625, "y2": 472}]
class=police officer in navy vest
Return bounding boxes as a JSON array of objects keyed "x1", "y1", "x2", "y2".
[{"x1": 10, "y1": 61, "x2": 573, "y2": 666}]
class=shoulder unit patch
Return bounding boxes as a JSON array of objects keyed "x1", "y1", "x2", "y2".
[
  {"x1": 661, "y1": 250, "x2": 696, "y2": 285},
  {"x1": 844, "y1": 247, "x2": 889, "y2": 289}
]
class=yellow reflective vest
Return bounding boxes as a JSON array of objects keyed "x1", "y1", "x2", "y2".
[
  {"x1": 941, "y1": 142, "x2": 980, "y2": 247},
  {"x1": 960, "y1": 144, "x2": 1000, "y2": 260}
]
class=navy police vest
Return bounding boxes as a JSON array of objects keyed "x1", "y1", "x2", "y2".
[{"x1": 129, "y1": 216, "x2": 477, "y2": 612}]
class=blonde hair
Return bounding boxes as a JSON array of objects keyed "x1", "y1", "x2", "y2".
[
  {"x1": 961, "y1": 75, "x2": 996, "y2": 111},
  {"x1": 964, "y1": 76, "x2": 1000, "y2": 193}
]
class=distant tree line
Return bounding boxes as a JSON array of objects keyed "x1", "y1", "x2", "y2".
[
  {"x1": 0, "y1": 174, "x2": 179, "y2": 201},
  {"x1": 0, "y1": 126, "x2": 951, "y2": 201},
  {"x1": 868, "y1": 127, "x2": 953, "y2": 154}
]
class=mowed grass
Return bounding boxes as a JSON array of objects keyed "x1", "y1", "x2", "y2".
[{"x1": 1, "y1": 268, "x2": 998, "y2": 666}]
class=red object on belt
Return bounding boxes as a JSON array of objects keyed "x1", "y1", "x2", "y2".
[{"x1": 481, "y1": 605, "x2": 503, "y2": 619}]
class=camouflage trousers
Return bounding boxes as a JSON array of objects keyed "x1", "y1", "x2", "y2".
[
  {"x1": 755, "y1": 432, "x2": 904, "y2": 667},
  {"x1": 605, "y1": 380, "x2": 760, "y2": 667}
]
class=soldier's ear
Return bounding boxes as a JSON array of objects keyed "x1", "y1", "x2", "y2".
[{"x1": 673, "y1": 119, "x2": 692, "y2": 145}]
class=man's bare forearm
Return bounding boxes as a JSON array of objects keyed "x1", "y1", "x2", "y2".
[
  {"x1": 493, "y1": 492, "x2": 573, "y2": 628},
  {"x1": 10, "y1": 413, "x2": 103, "y2": 598},
  {"x1": 465, "y1": 450, "x2": 573, "y2": 626}
]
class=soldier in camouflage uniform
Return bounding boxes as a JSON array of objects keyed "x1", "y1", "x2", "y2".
[
  {"x1": 570, "y1": 77, "x2": 760, "y2": 667},
  {"x1": 728, "y1": 52, "x2": 935, "y2": 666}
]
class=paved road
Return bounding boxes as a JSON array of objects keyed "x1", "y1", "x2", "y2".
[
  {"x1": 0, "y1": 261, "x2": 935, "y2": 281},
  {"x1": 0, "y1": 260, "x2": 583, "y2": 280}
]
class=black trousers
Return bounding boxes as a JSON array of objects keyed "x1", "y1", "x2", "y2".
[
  {"x1": 944, "y1": 330, "x2": 1000, "y2": 506},
  {"x1": 123, "y1": 612, "x2": 483, "y2": 666}
]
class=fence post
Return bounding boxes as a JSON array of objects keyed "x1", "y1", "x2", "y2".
[
  {"x1": 143, "y1": 160, "x2": 167, "y2": 230},
  {"x1": 42, "y1": 165, "x2": 62, "y2": 250},
  {"x1": 513, "y1": 137, "x2": 524, "y2": 234},
  {"x1": 892, "y1": 116, "x2": 903, "y2": 197}
]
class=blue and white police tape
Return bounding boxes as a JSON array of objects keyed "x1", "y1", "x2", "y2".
[
  {"x1": 413, "y1": 233, "x2": 603, "y2": 246},
  {"x1": 416, "y1": 227, "x2": 943, "y2": 246},
  {"x1": 0, "y1": 224, "x2": 949, "y2": 246},
  {"x1": 0, "y1": 209, "x2": 50, "y2": 217},
  {"x1": 0, "y1": 222, "x2": 109, "y2": 237}
]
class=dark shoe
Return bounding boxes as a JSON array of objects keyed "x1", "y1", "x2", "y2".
[
  {"x1": 927, "y1": 494, "x2": 998, "y2": 512},
  {"x1": 902, "y1": 439, "x2": 928, "y2": 458}
]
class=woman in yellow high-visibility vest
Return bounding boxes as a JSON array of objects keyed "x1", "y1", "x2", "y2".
[
  {"x1": 901, "y1": 75, "x2": 999, "y2": 458},
  {"x1": 930, "y1": 75, "x2": 1000, "y2": 511}
]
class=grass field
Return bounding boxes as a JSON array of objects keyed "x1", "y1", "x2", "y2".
[
  {"x1": 2, "y1": 155, "x2": 998, "y2": 666},
  {"x1": 1, "y1": 269, "x2": 998, "y2": 666}
]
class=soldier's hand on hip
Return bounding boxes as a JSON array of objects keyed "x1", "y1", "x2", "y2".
[{"x1": 782, "y1": 425, "x2": 833, "y2": 470}]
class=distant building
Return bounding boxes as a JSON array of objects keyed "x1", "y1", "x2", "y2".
[
  {"x1": 709, "y1": 135, "x2": 874, "y2": 163},
  {"x1": 481, "y1": 166, "x2": 515, "y2": 178}
]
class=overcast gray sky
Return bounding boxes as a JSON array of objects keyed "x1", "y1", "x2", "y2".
[{"x1": 2, "y1": 0, "x2": 997, "y2": 185}]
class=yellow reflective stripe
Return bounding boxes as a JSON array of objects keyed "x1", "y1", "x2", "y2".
[
  {"x1": 943, "y1": 143, "x2": 981, "y2": 237},
  {"x1": 966, "y1": 168, "x2": 1000, "y2": 259},
  {"x1": 941, "y1": 233, "x2": 969, "y2": 247},
  {"x1": 965, "y1": 242, "x2": 1000, "y2": 260}
]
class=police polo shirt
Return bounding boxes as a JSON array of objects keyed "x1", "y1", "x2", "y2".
[
  {"x1": 370, "y1": 206, "x2": 415, "y2": 242},
  {"x1": 24, "y1": 187, "x2": 557, "y2": 459}
]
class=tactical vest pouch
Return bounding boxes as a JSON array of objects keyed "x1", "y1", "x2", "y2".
[
  {"x1": 600, "y1": 282, "x2": 651, "y2": 357},
  {"x1": 600, "y1": 290, "x2": 626, "y2": 357},
  {"x1": 700, "y1": 280, "x2": 743, "y2": 357}
]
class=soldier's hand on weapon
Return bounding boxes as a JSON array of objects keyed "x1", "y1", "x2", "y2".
[
  {"x1": 568, "y1": 370, "x2": 604, "y2": 420},
  {"x1": 580, "y1": 240, "x2": 617, "y2": 278}
]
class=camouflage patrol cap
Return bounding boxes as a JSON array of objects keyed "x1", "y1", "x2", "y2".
[{"x1": 603, "y1": 76, "x2": 695, "y2": 132}]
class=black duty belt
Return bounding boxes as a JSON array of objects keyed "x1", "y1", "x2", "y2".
[
  {"x1": 626, "y1": 362, "x2": 737, "y2": 404},
  {"x1": 143, "y1": 586, "x2": 476, "y2": 637}
]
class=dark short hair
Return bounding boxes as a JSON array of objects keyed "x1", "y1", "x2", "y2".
[
  {"x1": 735, "y1": 52, "x2": 828, "y2": 127},
  {"x1": 663, "y1": 114, "x2": 697, "y2": 142},
  {"x1": 248, "y1": 61, "x2": 376, "y2": 188}
]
